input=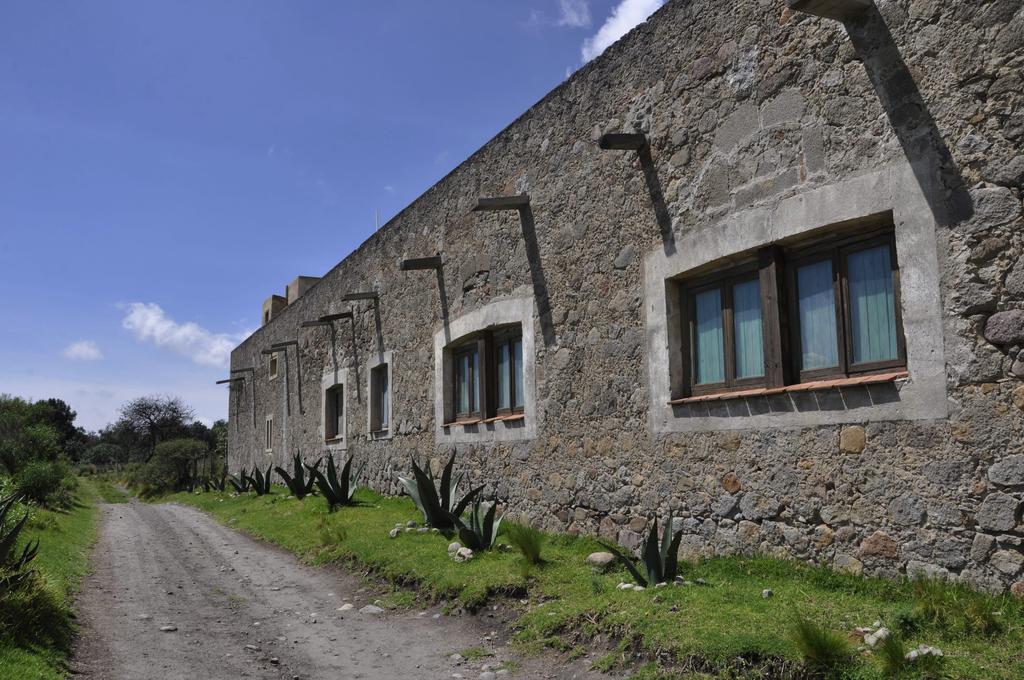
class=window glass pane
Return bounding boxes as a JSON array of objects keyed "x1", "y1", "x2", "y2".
[
  {"x1": 376, "y1": 368, "x2": 389, "y2": 429},
  {"x1": 471, "y1": 349, "x2": 480, "y2": 413},
  {"x1": 848, "y1": 245, "x2": 898, "y2": 364},
  {"x1": 513, "y1": 338, "x2": 524, "y2": 409},
  {"x1": 334, "y1": 388, "x2": 344, "y2": 437},
  {"x1": 456, "y1": 354, "x2": 469, "y2": 414},
  {"x1": 732, "y1": 279, "x2": 764, "y2": 379},
  {"x1": 797, "y1": 260, "x2": 839, "y2": 370},
  {"x1": 497, "y1": 343, "x2": 510, "y2": 410},
  {"x1": 694, "y1": 288, "x2": 725, "y2": 384}
]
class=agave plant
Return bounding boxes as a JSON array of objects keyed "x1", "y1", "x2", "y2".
[
  {"x1": 0, "y1": 494, "x2": 39, "y2": 594},
  {"x1": 397, "y1": 453, "x2": 482, "y2": 530},
  {"x1": 247, "y1": 465, "x2": 274, "y2": 496},
  {"x1": 604, "y1": 516, "x2": 683, "y2": 587},
  {"x1": 311, "y1": 455, "x2": 365, "y2": 512},
  {"x1": 457, "y1": 498, "x2": 503, "y2": 551},
  {"x1": 228, "y1": 468, "x2": 252, "y2": 493},
  {"x1": 276, "y1": 453, "x2": 321, "y2": 499}
]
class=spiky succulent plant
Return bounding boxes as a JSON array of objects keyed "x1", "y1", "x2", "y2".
[
  {"x1": 311, "y1": 455, "x2": 364, "y2": 511},
  {"x1": 457, "y1": 498, "x2": 503, "y2": 551},
  {"x1": 276, "y1": 453, "x2": 320, "y2": 499},
  {"x1": 603, "y1": 516, "x2": 683, "y2": 587},
  {"x1": 0, "y1": 494, "x2": 39, "y2": 595},
  {"x1": 397, "y1": 453, "x2": 481, "y2": 530},
  {"x1": 247, "y1": 465, "x2": 274, "y2": 496}
]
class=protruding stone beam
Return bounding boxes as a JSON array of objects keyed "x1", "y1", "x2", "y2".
[
  {"x1": 598, "y1": 133, "x2": 648, "y2": 151},
  {"x1": 472, "y1": 195, "x2": 530, "y2": 212},
  {"x1": 400, "y1": 255, "x2": 443, "y2": 271},
  {"x1": 786, "y1": 0, "x2": 871, "y2": 21},
  {"x1": 230, "y1": 367, "x2": 257, "y2": 429},
  {"x1": 215, "y1": 378, "x2": 245, "y2": 385},
  {"x1": 341, "y1": 292, "x2": 379, "y2": 302}
]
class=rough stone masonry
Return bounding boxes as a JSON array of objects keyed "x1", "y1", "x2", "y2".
[{"x1": 227, "y1": 0, "x2": 1024, "y2": 592}]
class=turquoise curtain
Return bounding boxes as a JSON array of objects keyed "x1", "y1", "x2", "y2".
[
  {"x1": 695, "y1": 288, "x2": 724, "y2": 384},
  {"x1": 732, "y1": 279, "x2": 764, "y2": 379},
  {"x1": 513, "y1": 338, "x2": 524, "y2": 409},
  {"x1": 848, "y1": 245, "x2": 897, "y2": 364},
  {"x1": 797, "y1": 260, "x2": 838, "y2": 370},
  {"x1": 496, "y1": 343, "x2": 510, "y2": 410}
]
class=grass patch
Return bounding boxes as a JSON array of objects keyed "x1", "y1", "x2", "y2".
[
  {"x1": 170, "y1": 488, "x2": 1024, "y2": 678},
  {"x1": 94, "y1": 480, "x2": 130, "y2": 504},
  {"x1": 0, "y1": 478, "x2": 101, "y2": 679}
]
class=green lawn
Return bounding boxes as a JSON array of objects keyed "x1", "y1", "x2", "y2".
[
  {"x1": 170, "y1": 487, "x2": 1024, "y2": 679},
  {"x1": 0, "y1": 478, "x2": 102, "y2": 680}
]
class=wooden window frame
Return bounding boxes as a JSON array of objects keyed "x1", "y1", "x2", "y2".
[
  {"x1": 676, "y1": 226, "x2": 904, "y2": 398},
  {"x1": 452, "y1": 341, "x2": 483, "y2": 421},
  {"x1": 492, "y1": 328, "x2": 525, "y2": 416},
  {"x1": 447, "y1": 324, "x2": 524, "y2": 424},
  {"x1": 786, "y1": 229, "x2": 906, "y2": 382},
  {"x1": 681, "y1": 261, "x2": 775, "y2": 397},
  {"x1": 324, "y1": 384, "x2": 344, "y2": 441},
  {"x1": 369, "y1": 363, "x2": 389, "y2": 433}
]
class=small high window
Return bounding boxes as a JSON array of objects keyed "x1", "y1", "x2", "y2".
[
  {"x1": 325, "y1": 384, "x2": 344, "y2": 441},
  {"x1": 679, "y1": 226, "x2": 905, "y2": 397},
  {"x1": 370, "y1": 363, "x2": 390, "y2": 433},
  {"x1": 447, "y1": 324, "x2": 523, "y2": 424},
  {"x1": 269, "y1": 353, "x2": 279, "y2": 380},
  {"x1": 265, "y1": 415, "x2": 274, "y2": 452}
]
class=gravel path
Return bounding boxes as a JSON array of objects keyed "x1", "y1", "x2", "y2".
[{"x1": 71, "y1": 500, "x2": 605, "y2": 680}]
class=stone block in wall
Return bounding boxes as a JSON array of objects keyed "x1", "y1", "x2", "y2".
[
  {"x1": 976, "y1": 492, "x2": 1021, "y2": 532},
  {"x1": 839, "y1": 425, "x2": 866, "y2": 453},
  {"x1": 989, "y1": 455, "x2": 1024, "y2": 488},
  {"x1": 860, "y1": 531, "x2": 899, "y2": 559},
  {"x1": 802, "y1": 126, "x2": 826, "y2": 176},
  {"x1": 733, "y1": 168, "x2": 800, "y2": 208},
  {"x1": 990, "y1": 549, "x2": 1024, "y2": 576},
  {"x1": 760, "y1": 89, "x2": 806, "y2": 129},
  {"x1": 713, "y1": 103, "x2": 759, "y2": 152},
  {"x1": 984, "y1": 310, "x2": 1024, "y2": 346},
  {"x1": 739, "y1": 492, "x2": 780, "y2": 521},
  {"x1": 889, "y1": 496, "x2": 926, "y2": 527}
]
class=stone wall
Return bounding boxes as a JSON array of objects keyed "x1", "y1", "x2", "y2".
[{"x1": 228, "y1": 0, "x2": 1024, "y2": 592}]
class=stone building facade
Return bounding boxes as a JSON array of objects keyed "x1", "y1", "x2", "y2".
[{"x1": 227, "y1": 0, "x2": 1024, "y2": 591}]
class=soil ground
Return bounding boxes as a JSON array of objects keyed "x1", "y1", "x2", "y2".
[{"x1": 70, "y1": 500, "x2": 606, "y2": 680}]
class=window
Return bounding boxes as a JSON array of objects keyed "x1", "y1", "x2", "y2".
[
  {"x1": 325, "y1": 384, "x2": 344, "y2": 441},
  {"x1": 265, "y1": 415, "x2": 273, "y2": 452},
  {"x1": 447, "y1": 325, "x2": 524, "y2": 424},
  {"x1": 679, "y1": 227, "x2": 905, "y2": 397},
  {"x1": 269, "y1": 353, "x2": 279, "y2": 380},
  {"x1": 495, "y1": 330, "x2": 524, "y2": 414},
  {"x1": 370, "y1": 363, "x2": 390, "y2": 433}
]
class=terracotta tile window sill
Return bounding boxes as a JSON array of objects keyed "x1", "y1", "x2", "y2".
[
  {"x1": 668, "y1": 370, "x2": 909, "y2": 406},
  {"x1": 443, "y1": 414, "x2": 525, "y2": 428},
  {"x1": 483, "y1": 413, "x2": 525, "y2": 424}
]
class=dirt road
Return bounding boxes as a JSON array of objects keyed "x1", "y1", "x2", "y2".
[{"x1": 71, "y1": 501, "x2": 603, "y2": 680}]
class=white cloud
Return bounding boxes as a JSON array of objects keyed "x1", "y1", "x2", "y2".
[
  {"x1": 581, "y1": 0, "x2": 664, "y2": 62},
  {"x1": 63, "y1": 340, "x2": 103, "y2": 361},
  {"x1": 557, "y1": 0, "x2": 591, "y2": 27},
  {"x1": 121, "y1": 302, "x2": 249, "y2": 368}
]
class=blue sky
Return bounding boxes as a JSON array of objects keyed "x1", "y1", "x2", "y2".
[{"x1": 0, "y1": 0, "x2": 663, "y2": 431}]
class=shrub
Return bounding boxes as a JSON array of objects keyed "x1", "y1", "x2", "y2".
[
  {"x1": 504, "y1": 520, "x2": 545, "y2": 566},
  {"x1": 603, "y1": 516, "x2": 683, "y2": 587},
  {"x1": 15, "y1": 460, "x2": 69, "y2": 507},
  {"x1": 790, "y1": 614, "x2": 853, "y2": 671}
]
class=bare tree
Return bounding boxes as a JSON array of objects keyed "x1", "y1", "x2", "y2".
[{"x1": 117, "y1": 395, "x2": 195, "y2": 462}]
